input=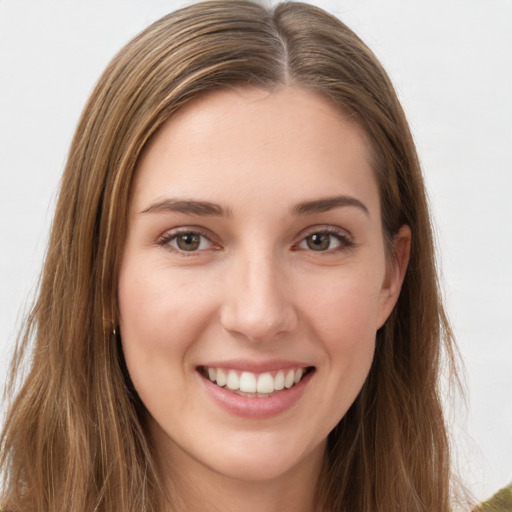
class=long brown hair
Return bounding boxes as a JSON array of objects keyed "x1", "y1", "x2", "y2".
[{"x1": 1, "y1": 1, "x2": 460, "y2": 510}]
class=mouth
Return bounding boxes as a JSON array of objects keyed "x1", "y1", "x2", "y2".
[{"x1": 198, "y1": 365, "x2": 315, "y2": 398}]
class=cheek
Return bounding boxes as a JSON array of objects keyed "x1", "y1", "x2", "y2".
[
  {"x1": 304, "y1": 268, "x2": 383, "y2": 339},
  {"x1": 303, "y1": 272, "x2": 381, "y2": 388},
  {"x1": 295, "y1": 280, "x2": 378, "y2": 440},
  {"x1": 118, "y1": 264, "x2": 212, "y2": 344},
  {"x1": 117, "y1": 264, "x2": 214, "y2": 409},
  {"x1": 321, "y1": 292, "x2": 377, "y2": 377},
  {"x1": 117, "y1": 265, "x2": 200, "y2": 395}
]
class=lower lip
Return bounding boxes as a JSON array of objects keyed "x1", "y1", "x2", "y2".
[{"x1": 199, "y1": 370, "x2": 314, "y2": 419}]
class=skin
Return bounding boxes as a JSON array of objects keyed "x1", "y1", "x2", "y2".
[{"x1": 118, "y1": 86, "x2": 410, "y2": 512}]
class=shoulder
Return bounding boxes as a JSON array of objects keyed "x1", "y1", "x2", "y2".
[{"x1": 473, "y1": 483, "x2": 512, "y2": 512}]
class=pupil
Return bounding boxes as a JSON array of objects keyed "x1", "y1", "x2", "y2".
[
  {"x1": 177, "y1": 233, "x2": 200, "y2": 251},
  {"x1": 308, "y1": 234, "x2": 329, "y2": 251}
]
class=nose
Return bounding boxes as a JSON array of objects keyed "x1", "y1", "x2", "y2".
[{"x1": 219, "y1": 251, "x2": 298, "y2": 343}]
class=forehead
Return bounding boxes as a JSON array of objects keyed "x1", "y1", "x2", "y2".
[{"x1": 132, "y1": 86, "x2": 379, "y2": 216}]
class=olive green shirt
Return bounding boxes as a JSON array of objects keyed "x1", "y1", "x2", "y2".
[
  {"x1": 2, "y1": 484, "x2": 511, "y2": 511},
  {"x1": 473, "y1": 483, "x2": 512, "y2": 512}
]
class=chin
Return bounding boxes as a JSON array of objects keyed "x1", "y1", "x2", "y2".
[
  {"x1": 214, "y1": 456, "x2": 296, "y2": 482},
  {"x1": 199, "y1": 433, "x2": 325, "y2": 483}
]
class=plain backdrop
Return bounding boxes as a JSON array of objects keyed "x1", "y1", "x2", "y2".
[{"x1": 1, "y1": 0, "x2": 511, "y2": 503}]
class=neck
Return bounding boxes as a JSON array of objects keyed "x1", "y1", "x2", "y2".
[{"x1": 157, "y1": 438, "x2": 325, "y2": 512}]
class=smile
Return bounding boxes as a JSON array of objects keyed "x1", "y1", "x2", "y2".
[{"x1": 199, "y1": 366, "x2": 313, "y2": 398}]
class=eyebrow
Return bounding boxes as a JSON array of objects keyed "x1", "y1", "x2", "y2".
[
  {"x1": 140, "y1": 198, "x2": 229, "y2": 216},
  {"x1": 292, "y1": 195, "x2": 369, "y2": 217},
  {"x1": 140, "y1": 194, "x2": 369, "y2": 217}
]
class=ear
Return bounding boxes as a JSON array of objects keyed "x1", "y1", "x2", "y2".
[{"x1": 377, "y1": 224, "x2": 411, "y2": 329}]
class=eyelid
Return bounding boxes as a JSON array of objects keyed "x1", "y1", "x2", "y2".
[
  {"x1": 155, "y1": 224, "x2": 354, "y2": 255},
  {"x1": 293, "y1": 225, "x2": 354, "y2": 252},
  {"x1": 157, "y1": 226, "x2": 220, "y2": 255},
  {"x1": 299, "y1": 224, "x2": 352, "y2": 239}
]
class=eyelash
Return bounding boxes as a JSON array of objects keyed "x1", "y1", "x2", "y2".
[
  {"x1": 157, "y1": 228, "x2": 217, "y2": 256},
  {"x1": 156, "y1": 226, "x2": 354, "y2": 255},
  {"x1": 294, "y1": 227, "x2": 355, "y2": 253}
]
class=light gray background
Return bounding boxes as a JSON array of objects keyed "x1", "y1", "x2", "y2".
[{"x1": 1, "y1": 0, "x2": 511, "y2": 503}]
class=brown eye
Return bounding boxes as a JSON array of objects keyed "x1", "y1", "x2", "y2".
[
  {"x1": 159, "y1": 229, "x2": 216, "y2": 254},
  {"x1": 176, "y1": 233, "x2": 201, "y2": 251},
  {"x1": 306, "y1": 233, "x2": 332, "y2": 251},
  {"x1": 298, "y1": 230, "x2": 349, "y2": 253}
]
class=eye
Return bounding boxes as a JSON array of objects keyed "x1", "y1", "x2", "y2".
[
  {"x1": 297, "y1": 229, "x2": 353, "y2": 252},
  {"x1": 159, "y1": 230, "x2": 214, "y2": 253}
]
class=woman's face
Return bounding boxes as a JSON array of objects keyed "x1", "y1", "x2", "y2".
[{"x1": 118, "y1": 87, "x2": 408, "y2": 484}]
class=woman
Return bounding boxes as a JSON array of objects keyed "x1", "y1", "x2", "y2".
[{"x1": 0, "y1": 1, "x2": 461, "y2": 510}]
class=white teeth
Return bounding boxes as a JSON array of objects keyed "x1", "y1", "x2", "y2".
[
  {"x1": 204, "y1": 366, "x2": 309, "y2": 395},
  {"x1": 256, "y1": 372, "x2": 274, "y2": 394},
  {"x1": 274, "y1": 370, "x2": 285, "y2": 391},
  {"x1": 226, "y1": 370, "x2": 239, "y2": 390},
  {"x1": 284, "y1": 369, "x2": 295, "y2": 389},
  {"x1": 239, "y1": 371, "x2": 257, "y2": 393},
  {"x1": 216, "y1": 368, "x2": 227, "y2": 387}
]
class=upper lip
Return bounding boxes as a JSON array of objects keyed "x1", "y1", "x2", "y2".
[{"x1": 197, "y1": 359, "x2": 313, "y2": 373}]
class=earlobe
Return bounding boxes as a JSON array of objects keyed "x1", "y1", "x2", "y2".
[{"x1": 377, "y1": 225, "x2": 411, "y2": 328}]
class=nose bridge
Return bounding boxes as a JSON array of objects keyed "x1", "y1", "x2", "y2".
[{"x1": 220, "y1": 246, "x2": 297, "y2": 342}]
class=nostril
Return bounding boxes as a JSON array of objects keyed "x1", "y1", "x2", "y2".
[{"x1": 219, "y1": 303, "x2": 298, "y2": 343}]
